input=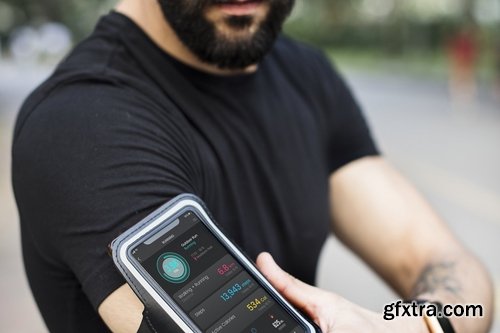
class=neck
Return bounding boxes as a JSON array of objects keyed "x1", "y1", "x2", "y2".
[{"x1": 115, "y1": 0, "x2": 258, "y2": 75}]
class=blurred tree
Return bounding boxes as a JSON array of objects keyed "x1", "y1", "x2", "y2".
[
  {"x1": 463, "y1": 0, "x2": 477, "y2": 24},
  {"x1": 1, "y1": 0, "x2": 116, "y2": 39},
  {"x1": 1, "y1": 0, "x2": 498, "y2": 57}
]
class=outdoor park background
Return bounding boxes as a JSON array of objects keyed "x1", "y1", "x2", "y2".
[{"x1": 1, "y1": 0, "x2": 499, "y2": 332}]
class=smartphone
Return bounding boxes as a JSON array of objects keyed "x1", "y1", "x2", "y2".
[{"x1": 112, "y1": 194, "x2": 319, "y2": 333}]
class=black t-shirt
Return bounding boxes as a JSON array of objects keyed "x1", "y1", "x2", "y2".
[{"x1": 12, "y1": 12, "x2": 378, "y2": 333}]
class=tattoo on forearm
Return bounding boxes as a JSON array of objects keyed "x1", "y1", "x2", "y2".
[{"x1": 412, "y1": 261, "x2": 462, "y2": 299}]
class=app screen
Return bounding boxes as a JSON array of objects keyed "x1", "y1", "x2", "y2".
[{"x1": 132, "y1": 210, "x2": 306, "y2": 333}]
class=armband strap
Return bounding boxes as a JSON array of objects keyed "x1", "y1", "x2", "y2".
[{"x1": 137, "y1": 310, "x2": 155, "y2": 333}]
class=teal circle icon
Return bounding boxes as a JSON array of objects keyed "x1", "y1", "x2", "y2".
[{"x1": 156, "y1": 253, "x2": 190, "y2": 283}]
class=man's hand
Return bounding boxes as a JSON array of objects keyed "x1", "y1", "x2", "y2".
[{"x1": 256, "y1": 252, "x2": 428, "y2": 333}]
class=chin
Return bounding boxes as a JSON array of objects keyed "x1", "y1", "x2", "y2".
[{"x1": 213, "y1": 17, "x2": 266, "y2": 43}]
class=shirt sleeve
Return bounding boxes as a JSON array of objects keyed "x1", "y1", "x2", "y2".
[
  {"x1": 12, "y1": 80, "x2": 198, "y2": 309},
  {"x1": 313, "y1": 52, "x2": 379, "y2": 173}
]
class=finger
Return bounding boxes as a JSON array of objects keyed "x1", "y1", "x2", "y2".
[{"x1": 256, "y1": 252, "x2": 322, "y2": 309}]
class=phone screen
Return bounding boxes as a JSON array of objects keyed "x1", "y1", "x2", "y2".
[{"x1": 131, "y1": 209, "x2": 306, "y2": 333}]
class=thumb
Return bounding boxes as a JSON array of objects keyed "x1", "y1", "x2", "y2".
[{"x1": 256, "y1": 252, "x2": 322, "y2": 313}]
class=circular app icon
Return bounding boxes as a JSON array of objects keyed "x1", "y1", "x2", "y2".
[{"x1": 156, "y1": 252, "x2": 190, "y2": 283}]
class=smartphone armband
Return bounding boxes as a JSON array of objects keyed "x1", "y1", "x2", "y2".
[{"x1": 111, "y1": 194, "x2": 320, "y2": 333}]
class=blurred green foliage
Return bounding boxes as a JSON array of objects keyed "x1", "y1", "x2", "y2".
[
  {"x1": 0, "y1": 0, "x2": 116, "y2": 40},
  {"x1": 0, "y1": 0, "x2": 498, "y2": 56},
  {"x1": 285, "y1": 0, "x2": 499, "y2": 52}
]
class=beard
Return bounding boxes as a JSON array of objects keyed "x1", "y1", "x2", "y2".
[{"x1": 157, "y1": 0, "x2": 295, "y2": 70}]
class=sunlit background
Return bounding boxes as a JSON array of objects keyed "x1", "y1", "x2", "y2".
[{"x1": 1, "y1": 0, "x2": 499, "y2": 332}]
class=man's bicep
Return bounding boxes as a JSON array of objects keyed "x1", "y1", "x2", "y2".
[
  {"x1": 12, "y1": 82, "x2": 197, "y2": 324},
  {"x1": 99, "y1": 284, "x2": 144, "y2": 333},
  {"x1": 328, "y1": 156, "x2": 462, "y2": 296}
]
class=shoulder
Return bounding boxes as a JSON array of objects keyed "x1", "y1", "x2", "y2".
[
  {"x1": 266, "y1": 35, "x2": 346, "y2": 98},
  {"x1": 14, "y1": 80, "x2": 148, "y2": 145},
  {"x1": 13, "y1": 12, "x2": 168, "y2": 142},
  {"x1": 270, "y1": 35, "x2": 338, "y2": 76},
  {"x1": 11, "y1": 78, "x2": 192, "y2": 192},
  {"x1": 13, "y1": 63, "x2": 185, "y2": 149},
  {"x1": 273, "y1": 35, "x2": 324, "y2": 59},
  {"x1": 267, "y1": 36, "x2": 353, "y2": 105}
]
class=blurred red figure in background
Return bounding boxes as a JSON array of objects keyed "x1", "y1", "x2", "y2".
[{"x1": 448, "y1": 26, "x2": 479, "y2": 110}]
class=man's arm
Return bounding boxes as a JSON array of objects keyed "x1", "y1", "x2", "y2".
[
  {"x1": 98, "y1": 285, "x2": 144, "y2": 333},
  {"x1": 329, "y1": 156, "x2": 493, "y2": 332}
]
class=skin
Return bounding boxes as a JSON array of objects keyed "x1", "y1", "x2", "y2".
[
  {"x1": 323, "y1": 157, "x2": 493, "y2": 333},
  {"x1": 256, "y1": 252, "x2": 426, "y2": 333},
  {"x1": 99, "y1": 1, "x2": 494, "y2": 332}
]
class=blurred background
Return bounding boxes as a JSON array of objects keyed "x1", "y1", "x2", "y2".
[{"x1": 0, "y1": 0, "x2": 499, "y2": 332}]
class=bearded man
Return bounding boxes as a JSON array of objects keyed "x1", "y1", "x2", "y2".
[{"x1": 12, "y1": 0, "x2": 493, "y2": 333}]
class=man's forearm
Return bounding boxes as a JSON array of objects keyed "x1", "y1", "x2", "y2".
[{"x1": 410, "y1": 253, "x2": 494, "y2": 333}]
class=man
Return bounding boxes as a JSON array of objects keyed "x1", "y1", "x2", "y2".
[{"x1": 11, "y1": 0, "x2": 493, "y2": 332}]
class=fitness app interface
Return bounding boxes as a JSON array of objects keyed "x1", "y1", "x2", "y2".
[{"x1": 132, "y1": 210, "x2": 306, "y2": 333}]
